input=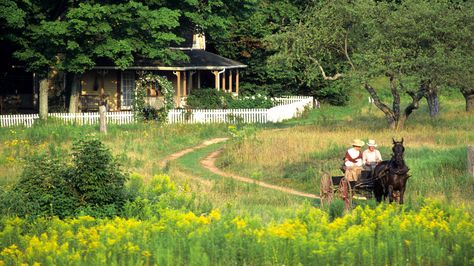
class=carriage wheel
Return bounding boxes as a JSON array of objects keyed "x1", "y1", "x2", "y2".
[
  {"x1": 338, "y1": 178, "x2": 352, "y2": 211},
  {"x1": 320, "y1": 172, "x2": 334, "y2": 208}
]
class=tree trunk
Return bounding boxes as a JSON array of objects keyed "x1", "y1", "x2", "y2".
[
  {"x1": 39, "y1": 78, "x2": 49, "y2": 120},
  {"x1": 395, "y1": 116, "x2": 406, "y2": 131},
  {"x1": 364, "y1": 83, "x2": 397, "y2": 127},
  {"x1": 69, "y1": 74, "x2": 81, "y2": 113},
  {"x1": 461, "y1": 87, "x2": 474, "y2": 112},
  {"x1": 425, "y1": 84, "x2": 439, "y2": 118}
]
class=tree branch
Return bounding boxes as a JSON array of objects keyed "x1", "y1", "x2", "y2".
[
  {"x1": 344, "y1": 31, "x2": 355, "y2": 71},
  {"x1": 308, "y1": 56, "x2": 343, "y2": 81},
  {"x1": 403, "y1": 83, "x2": 426, "y2": 118},
  {"x1": 389, "y1": 74, "x2": 400, "y2": 119},
  {"x1": 364, "y1": 83, "x2": 395, "y2": 125}
]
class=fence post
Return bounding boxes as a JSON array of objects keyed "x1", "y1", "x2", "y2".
[
  {"x1": 468, "y1": 145, "x2": 474, "y2": 177},
  {"x1": 99, "y1": 105, "x2": 107, "y2": 134}
]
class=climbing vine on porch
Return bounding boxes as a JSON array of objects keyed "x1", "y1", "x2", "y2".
[{"x1": 135, "y1": 71, "x2": 175, "y2": 122}]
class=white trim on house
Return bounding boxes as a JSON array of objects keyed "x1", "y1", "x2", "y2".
[{"x1": 121, "y1": 71, "x2": 135, "y2": 110}]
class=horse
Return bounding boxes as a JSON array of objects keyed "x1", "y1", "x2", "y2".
[{"x1": 373, "y1": 138, "x2": 410, "y2": 204}]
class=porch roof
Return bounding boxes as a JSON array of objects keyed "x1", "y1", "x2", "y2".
[{"x1": 93, "y1": 49, "x2": 247, "y2": 71}]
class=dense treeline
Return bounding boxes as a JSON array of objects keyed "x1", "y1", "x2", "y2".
[{"x1": 1, "y1": 0, "x2": 473, "y2": 124}]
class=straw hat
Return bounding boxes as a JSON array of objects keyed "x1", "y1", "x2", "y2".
[
  {"x1": 367, "y1": 139, "x2": 378, "y2": 147},
  {"x1": 351, "y1": 139, "x2": 365, "y2": 147}
]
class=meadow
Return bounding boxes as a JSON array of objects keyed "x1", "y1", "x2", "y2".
[
  {"x1": 218, "y1": 88, "x2": 474, "y2": 209},
  {"x1": 0, "y1": 85, "x2": 473, "y2": 265}
]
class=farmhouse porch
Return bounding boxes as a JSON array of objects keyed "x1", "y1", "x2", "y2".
[{"x1": 77, "y1": 34, "x2": 247, "y2": 112}]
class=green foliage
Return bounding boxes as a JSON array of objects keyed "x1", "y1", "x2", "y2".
[
  {"x1": 328, "y1": 199, "x2": 346, "y2": 220},
  {"x1": 135, "y1": 72, "x2": 175, "y2": 122},
  {"x1": 214, "y1": 0, "x2": 306, "y2": 96},
  {"x1": 11, "y1": 1, "x2": 186, "y2": 76},
  {"x1": 0, "y1": 137, "x2": 129, "y2": 218},
  {"x1": 186, "y1": 89, "x2": 275, "y2": 109},
  {"x1": 0, "y1": 155, "x2": 76, "y2": 218},
  {"x1": 69, "y1": 138, "x2": 128, "y2": 208},
  {"x1": 227, "y1": 94, "x2": 274, "y2": 109},
  {"x1": 0, "y1": 0, "x2": 25, "y2": 33},
  {"x1": 122, "y1": 173, "x2": 196, "y2": 219},
  {"x1": 186, "y1": 88, "x2": 233, "y2": 109},
  {"x1": 0, "y1": 201, "x2": 471, "y2": 265},
  {"x1": 315, "y1": 80, "x2": 349, "y2": 106}
]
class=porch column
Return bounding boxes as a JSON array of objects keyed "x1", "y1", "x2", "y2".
[
  {"x1": 229, "y1": 70, "x2": 233, "y2": 93},
  {"x1": 213, "y1": 71, "x2": 219, "y2": 90},
  {"x1": 173, "y1": 71, "x2": 181, "y2": 107},
  {"x1": 183, "y1": 71, "x2": 187, "y2": 98},
  {"x1": 197, "y1": 71, "x2": 201, "y2": 89},
  {"x1": 222, "y1": 70, "x2": 226, "y2": 92},
  {"x1": 189, "y1": 71, "x2": 196, "y2": 94},
  {"x1": 236, "y1": 70, "x2": 239, "y2": 95}
]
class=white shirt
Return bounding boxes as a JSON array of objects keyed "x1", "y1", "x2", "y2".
[
  {"x1": 363, "y1": 149, "x2": 382, "y2": 165},
  {"x1": 345, "y1": 148, "x2": 363, "y2": 167}
]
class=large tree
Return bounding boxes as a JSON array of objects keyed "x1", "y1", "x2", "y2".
[
  {"x1": 9, "y1": 1, "x2": 185, "y2": 116},
  {"x1": 268, "y1": 0, "x2": 473, "y2": 129}
]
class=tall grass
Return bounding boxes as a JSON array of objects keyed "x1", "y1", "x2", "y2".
[
  {"x1": 169, "y1": 142, "x2": 309, "y2": 221},
  {"x1": 218, "y1": 90, "x2": 474, "y2": 208},
  {"x1": 0, "y1": 121, "x2": 229, "y2": 184}
]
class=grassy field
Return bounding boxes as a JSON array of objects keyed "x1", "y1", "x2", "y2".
[
  {"x1": 217, "y1": 87, "x2": 474, "y2": 209},
  {"x1": 0, "y1": 85, "x2": 472, "y2": 265},
  {"x1": 0, "y1": 122, "x2": 229, "y2": 185}
]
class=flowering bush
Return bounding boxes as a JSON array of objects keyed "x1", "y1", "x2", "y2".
[
  {"x1": 185, "y1": 88, "x2": 233, "y2": 109},
  {"x1": 227, "y1": 94, "x2": 275, "y2": 109},
  {"x1": 0, "y1": 195, "x2": 471, "y2": 265},
  {"x1": 186, "y1": 89, "x2": 275, "y2": 109}
]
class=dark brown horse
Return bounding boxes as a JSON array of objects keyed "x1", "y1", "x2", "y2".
[{"x1": 373, "y1": 138, "x2": 410, "y2": 203}]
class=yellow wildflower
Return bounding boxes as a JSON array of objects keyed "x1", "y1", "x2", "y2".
[
  {"x1": 232, "y1": 217, "x2": 247, "y2": 229},
  {"x1": 209, "y1": 209, "x2": 221, "y2": 221}
]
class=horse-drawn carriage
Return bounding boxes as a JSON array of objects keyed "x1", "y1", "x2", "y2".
[{"x1": 320, "y1": 139, "x2": 410, "y2": 210}]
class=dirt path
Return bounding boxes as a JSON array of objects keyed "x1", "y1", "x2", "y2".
[
  {"x1": 201, "y1": 149, "x2": 319, "y2": 199},
  {"x1": 160, "y1": 137, "x2": 319, "y2": 199},
  {"x1": 159, "y1": 138, "x2": 229, "y2": 168}
]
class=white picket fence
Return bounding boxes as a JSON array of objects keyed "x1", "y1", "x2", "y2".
[
  {"x1": 168, "y1": 109, "x2": 269, "y2": 124},
  {"x1": 0, "y1": 112, "x2": 135, "y2": 127},
  {"x1": 0, "y1": 96, "x2": 315, "y2": 127}
]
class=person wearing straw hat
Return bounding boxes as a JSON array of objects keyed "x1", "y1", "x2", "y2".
[
  {"x1": 344, "y1": 139, "x2": 365, "y2": 181},
  {"x1": 363, "y1": 139, "x2": 382, "y2": 171}
]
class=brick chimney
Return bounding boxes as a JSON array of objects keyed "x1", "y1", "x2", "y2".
[{"x1": 192, "y1": 33, "x2": 206, "y2": 50}]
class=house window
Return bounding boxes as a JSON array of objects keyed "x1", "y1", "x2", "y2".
[{"x1": 121, "y1": 71, "x2": 135, "y2": 109}]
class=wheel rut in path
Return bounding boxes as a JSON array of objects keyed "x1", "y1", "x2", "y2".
[
  {"x1": 159, "y1": 138, "x2": 229, "y2": 168},
  {"x1": 200, "y1": 149, "x2": 319, "y2": 199},
  {"x1": 160, "y1": 138, "x2": 319, "y2": 199}
]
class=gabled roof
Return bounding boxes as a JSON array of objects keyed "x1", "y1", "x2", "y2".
[{"x1": 93, "y1": 48, "x2": 247, "y2": 71}]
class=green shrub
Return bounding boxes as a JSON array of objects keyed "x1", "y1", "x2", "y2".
[
  {"x1": 315, "y1": 80, "x2": 349, "y2": 106},
  {"x1": 0, "y1": 155, "x2": 76, "y2": 218},
  {"x1": 68, "y1": 138, "x2": 129, "y2": 208},
  {"x1": 186, "y1": 89, "x2": 276, "y2": 109},
  {"x1": 186, "y1": 88, "x2": 233, "y2": 109},
  {"x1": 0, "y1": 137, "x2": 129, "y2": 218},
  {"x1": 227, "y1": 94, "x2": 275, "y2": 109},
  {"x1": 328, "y1": 199, "x2": 346, "y2": 220}
]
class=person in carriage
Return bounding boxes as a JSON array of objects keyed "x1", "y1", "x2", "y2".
[
  {"x1": 343, "y1": 139, "x2": 365, "y2": 181},
  {"x1": 363, "y1": 139, "x2": 382, "y2": 172}
]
